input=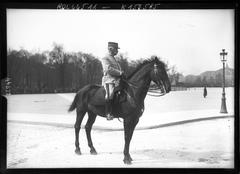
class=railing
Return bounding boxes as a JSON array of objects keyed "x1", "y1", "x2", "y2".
[{"x1": 170, "y1": 86, "x2": 188, "y2": 91}]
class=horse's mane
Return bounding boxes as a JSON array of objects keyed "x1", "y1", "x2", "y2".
[
  {"x1": 127, "y1": 57, "x2": 165, "y2": 79},
  {"x1": 127, "y1": 58, "x2": 154, "y2": 79}
]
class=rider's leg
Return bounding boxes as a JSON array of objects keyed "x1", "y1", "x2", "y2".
[
  {"x1": 108, "y1": 83, "x2": 115, "y2": 100},
  {"x1": 105, "y1": 83, "x2": 114, "y2": 120},
  {"x1": 104, "y1": 84, "x2": 111, "y2": 120}
]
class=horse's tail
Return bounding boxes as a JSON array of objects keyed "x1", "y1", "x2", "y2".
[
  {"x1": 68, "y1": 84, "x2": 99, "y2": 112},
  {"x1": 68, "y1": 93, "x2": 79, "y2": 112}
]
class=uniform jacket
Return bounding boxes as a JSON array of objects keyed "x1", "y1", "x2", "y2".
[{"x1": 101, "y1": 54, "x2": 122, "y2": 84}]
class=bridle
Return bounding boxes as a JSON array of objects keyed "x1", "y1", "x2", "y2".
[
  {"x1": 122, "y1": 62, "x2": 167, "y2": 97},
  {"x1": 147, "y1": 63, "x2": 167, "y2": 97}
]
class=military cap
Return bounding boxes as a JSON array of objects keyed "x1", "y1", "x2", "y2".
[{"x1": 108, "y1": 42, "x2": 120, "y2": 49}]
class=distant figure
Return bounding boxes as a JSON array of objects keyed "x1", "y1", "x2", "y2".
[{"x1": 203, "y1": 86, "x2": 207, "y2": 98}]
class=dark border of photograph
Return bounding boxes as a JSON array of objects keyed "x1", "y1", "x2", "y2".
[{"x1": 0, "y1": 0, "x2": 239, "y2": 174}]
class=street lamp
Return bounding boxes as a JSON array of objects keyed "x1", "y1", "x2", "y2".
[{"x1": 220, "y1": 49, "x2": 228, "y2": 113}]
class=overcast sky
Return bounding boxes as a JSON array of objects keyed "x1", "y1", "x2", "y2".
[{"x1": 7, "y1": 9, "x2": 234, "y2": 75}]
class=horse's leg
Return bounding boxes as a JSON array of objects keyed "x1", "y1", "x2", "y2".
[
  {"x1": 74, "y1": 109, "x2": 86, "y2": 155},
  {"x1": 85, "y1": 111, "x2": 97, "y2": 155},
  {"x1": 123, "y1": 116, "x2": 139, "y2": 164}
]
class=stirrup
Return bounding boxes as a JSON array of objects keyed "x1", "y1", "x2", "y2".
[{"x1": 106, "y1": 114, "x2": 114, "y2": 120}]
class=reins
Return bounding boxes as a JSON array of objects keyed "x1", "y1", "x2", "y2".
[
  {"x1": 122, "y1": 79, "x2": 138, "y2": 89},
  {"x1": 147, "y1": 80, "x2": 167, "y2": 97},
  {"x1": 147, "y1": 88, "x2": 166, "y2": 97},
  {"x1": 122, "y1": 79, "x2": 166, "y2": 97}
]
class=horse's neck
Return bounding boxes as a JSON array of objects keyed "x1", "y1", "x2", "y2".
[
  {"x1": 129, "y1": 64, "x2": 152, "y2": 102},
  {"x1": 134, "y1": 76, "x2": 151, "y2": 102}
]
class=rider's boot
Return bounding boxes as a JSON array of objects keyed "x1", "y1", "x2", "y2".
[{"x1": 106, "y1": 99, "x2": 114, "y2": 120}]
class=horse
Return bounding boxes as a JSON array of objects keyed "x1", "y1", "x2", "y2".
[{"x1": 68, "y1": 57, "x2": 171, "y2": 164}]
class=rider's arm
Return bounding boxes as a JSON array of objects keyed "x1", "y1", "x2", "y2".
[{"x1": 102, "y1": 57, "x2": 122, "y2": 77}]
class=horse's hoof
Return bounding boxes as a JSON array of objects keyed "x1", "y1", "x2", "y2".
[
  {"x1": 75, "y1": 149, "x2": 81, "y2": 155},
  {"x1": 90, "y1": 149, "x2": 97, "y2": 155},
  {"x1": 129, "y1": 157, "x2": 133, "y2": 162},
  {"x1": 123, "y1": 159, "x2": 132, "y2": 165}
]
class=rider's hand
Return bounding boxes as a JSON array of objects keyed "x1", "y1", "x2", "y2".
[{"x1": 121, "y1": 72, "x2": 126, "y2": 79}]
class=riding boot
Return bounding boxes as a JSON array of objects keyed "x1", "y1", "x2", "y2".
[{"x1": 106, "y1": 100, "x2": 114, "y2": 120}]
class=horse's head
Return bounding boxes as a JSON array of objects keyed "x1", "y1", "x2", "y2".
[{"x1": 150, "y1": 57, "x2": 171, "y2": 94}]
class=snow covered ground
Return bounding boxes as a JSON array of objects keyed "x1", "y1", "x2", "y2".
[
  {"x1": 7, "y1": 87, "x2": 234, "y2": 115},
  {"x1": 5, "y1": 87, "x2": 235, "y2": 168},
  {"x1": 7, "y1": 118, "x2": 233, "y2": 168}
]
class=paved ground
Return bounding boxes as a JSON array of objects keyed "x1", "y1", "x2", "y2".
[{"x1": 5, "y1": 87, "x2": 235, "y2": 168}]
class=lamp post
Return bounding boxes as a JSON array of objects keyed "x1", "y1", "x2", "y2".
[{"x1": 220, "y1": 49, "x2": 228, "y2": 113}]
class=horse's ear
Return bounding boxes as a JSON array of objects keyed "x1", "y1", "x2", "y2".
[{"x1": 154, "y1": 56, "x2": 158, "y2": 61}]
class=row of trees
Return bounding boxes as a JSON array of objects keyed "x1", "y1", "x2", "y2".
[
  {"x1": 4, "y1": 43, "x2": 182, "y2": 94},
  {"x1": 184, "y1": 75, "x2": 233, "y2": 87},
  {"x1": 183, "y1": 69, "x2": 234, "y2": 88},
  {"x1": 4, "y1": 43, "x2": 233, "y2": 94},
  {"x1": 6, "y1": 45, "x2": 102, "y2": 94}
]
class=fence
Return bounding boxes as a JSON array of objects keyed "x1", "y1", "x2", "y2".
[{"x1": 171, "y1": 86, "x2": 188, "y2": 91}]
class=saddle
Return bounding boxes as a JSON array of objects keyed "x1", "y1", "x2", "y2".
[{"x1": 90, "y1": 85, "x2": 127, "y2": 106}]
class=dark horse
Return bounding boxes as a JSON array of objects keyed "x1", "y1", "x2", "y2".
[{"x1": 68, "y1": 57, "x2": 171, "y2": 164}]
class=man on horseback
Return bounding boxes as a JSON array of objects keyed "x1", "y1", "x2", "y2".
[{"x1": 101, "y1": 42, "x2": 123, "y2": 120}]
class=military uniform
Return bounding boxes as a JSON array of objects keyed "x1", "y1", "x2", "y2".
[
  {"x1": 101, "y1": 54, "x2": 122, "y2": 92},
  {"x1": 101, "y1": 42, "x2": 122, "y2": 120},
  {"x1": 101, "y1": 43, "x2": 122, "y2": 99}
]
